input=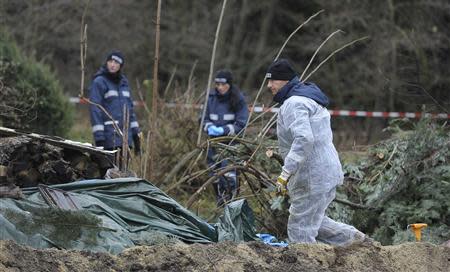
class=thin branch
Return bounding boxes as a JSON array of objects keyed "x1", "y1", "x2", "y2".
[
  {"x1": 274, "y1": 10, "x2": 324, "y2": 61},
  {"x1": 165, "y1": 168, "x2": 207, "y2": 193},
  {"x1": 248, "y1": 103, "x2": 278, "y2": 128},
  {"x1": 197, "y1": 0, "x2": 228, "y2": 146},
  {"x1": 402, "y1": 82, "x2": 449, "y2": 113},
  {"x1": 79, "y1": 0, "x2": 90, "y2": 97},
  {"x1": 186, "y1": 60, "x2": 198, "y2": 98},
  {"x1": 302, "y1": 36, "x2": 369, "y2": 82},
  {"x1": 242, "y1": 178, "x2": 266, "y2": 203},
  {"x1": 257, "y1": 111, "x2": 278, "y2": 138},
  {"x1": 203, "y1": 136, "x2": 256, "y2": 146},
  {"x1": 121, "y1": 105, "x2": 130, "y2": 171},
  {"x1": 165, "y1": 149, "x2": 228, "y2": 193},
  {"x1": 163, "y1": 66, "x2": 177, "y2": 95},
  {"x1": 210, "y1": 103, "x2": 278, "y2": 165},
  {"x1": 333, "y1": 198, "x2": 374, "y2": 210},
  {"x1": 244, "y1": 10, "x2": 324, "y2": 136},
  {"x1": 185, "y1": 164, "x2": 274, "y2": 208},
  {"x1": 135, "y1": 78, "x2": 151, "y2": 115},
  {"x1": 368, "y1": 143, "x2": 398, "y2": 184},
  {"x1": 80, "y1": 97, "x2": 123, "y2": 138},
  {"x1": 300, "y1": 29, "x2": 343, "y2": 81},
  {"x1": 186, "y1": 165, "x2": 236, "y2": 208},
  {"x1": 143, "y1": 130, "x2": 151, "y2": 178},
  {"x1": 247, "y1": 114, "x2": 278, "y2": 163},
  {"x1": 159, "y1": 149, "x2": 200, "y2": 187},
  {"x1": 147, "y1": 0, "x2": 162, "y2": 181},
  {"x1": 77, "y1": 0, "x2": 124, "y2": 149}
]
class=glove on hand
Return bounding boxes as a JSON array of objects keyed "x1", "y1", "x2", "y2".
[
  {"x1": 95, "y1": 140, "x2": 105, "y2": 148},
  {"x1": 276, "y1": 170, "x2": 290, "y2": 196},
  {"x1": 207, "y1": 125, "x2": 225, "y2": 136},
  {"x1": 132, "y1": 132, "x2": 142, "y2": 155},
  {"x1": 207, "y1": 125, "x2": 216, "y2": 136}
]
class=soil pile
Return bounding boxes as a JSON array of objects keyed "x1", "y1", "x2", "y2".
[{"x1": 1, "y1": 240, "x2": 449, "y2": 272}]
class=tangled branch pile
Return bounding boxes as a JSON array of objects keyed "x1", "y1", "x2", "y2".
[
  {"x1": 157, "y1": 113, "x2": 449, "y2": 245},
  {"x1": 156, "y1": 115, "x2": 289, "y2": 238},
  {"x1": 336, "y1": 118, "x2": 450, "y2": 245}
]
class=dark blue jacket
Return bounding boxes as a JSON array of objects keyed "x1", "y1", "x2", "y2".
[
  {"x1": 203, "y1": 86, "x2": 249, "y2": 136},
  {"x1": 273, "y1": 76, "x2": 329, "y2": 107},
  {"x1": 89, "y1": 66, "x2": 140, "y2": 149}
]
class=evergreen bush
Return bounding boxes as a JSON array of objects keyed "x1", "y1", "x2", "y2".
[
  {"x1": 337, "y1": 118, "x2": 450, "y2": 244},
  {"x1": 0, "y1": 30, "x2": 73, "y2": 136}
]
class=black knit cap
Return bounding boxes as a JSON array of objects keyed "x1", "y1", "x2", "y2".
[
  {"x1": 105, "y1": 50, "x2": 125, "y2": 67},
  {"x1": 214, "y1": 69, "x2": 233, "y2": 85},
  {"x1": 266, "y1": 58, "x2": 297, "y2": 81}
]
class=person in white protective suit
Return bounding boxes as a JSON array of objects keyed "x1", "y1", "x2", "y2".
[{"x1": 266, "y1": 58, "x2": 369, "y2": 245}]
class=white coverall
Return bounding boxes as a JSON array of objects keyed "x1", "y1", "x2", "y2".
[{"x1": 277, "y1": 95, "x2": 363, "y2": 245}]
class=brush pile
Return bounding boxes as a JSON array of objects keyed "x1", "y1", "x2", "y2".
[
  {"x1": 333, "y1": 118, "x2": 450, "y2": 245},
  {"x1": 163, "y1": 116, "x2": 450, "y2": 245}
]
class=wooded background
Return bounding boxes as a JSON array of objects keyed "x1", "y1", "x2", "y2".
[
  {"x1": 1, "y1": 0, "x2": 449, "y2": 142},
  {"x1": 1, "y1": 1, "x2": 449, "y2": 243}
]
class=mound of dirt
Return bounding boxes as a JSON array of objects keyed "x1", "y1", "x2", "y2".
[{"x1": 1, "y1": 240, "x2": 449, "y2": 272}]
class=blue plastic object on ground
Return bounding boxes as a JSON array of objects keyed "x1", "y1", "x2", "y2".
[{"x1": 257, "y1": 233, "x2": 289, "y2": 247}]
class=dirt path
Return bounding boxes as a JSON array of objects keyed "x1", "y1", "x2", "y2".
[{"x1": 1, "y1": 240, "x2": 449, "y2": 271}]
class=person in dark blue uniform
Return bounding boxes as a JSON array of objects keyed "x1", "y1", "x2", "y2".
[
  {"x1": 202, "y1": 69, "x2": 249, "y2": 206},
  {"x1": 88, "y1": 50, "x2": 141, "y2": 154}
]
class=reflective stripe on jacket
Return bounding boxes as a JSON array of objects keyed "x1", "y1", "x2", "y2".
[
  {"x1": 202, "y1": 87, "x2": 249, "y2": 136},
  {"x1": 89, "y1": 67, "x2": 140, "y2": 149}
]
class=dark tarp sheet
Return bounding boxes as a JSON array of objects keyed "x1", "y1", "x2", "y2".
[
  {"x1": 0, "y1": 178, "x2": 259, "y2": 254},
  {"x1": 216, "y1": 199, "x2": 258, "y2": 242},
  {"x1": 0, "y1": 178, "x2": 216, "y2": 254}
]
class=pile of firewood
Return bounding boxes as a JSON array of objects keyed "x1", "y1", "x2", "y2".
[{"x1": 0, "y1": 136, "x2": 109, "y2": 196}]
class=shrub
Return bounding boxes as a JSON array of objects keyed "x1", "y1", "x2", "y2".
[
  {"x1": 0, "y1": 30, "x2": 73, "y2": 136},
  {"x1": 337, "y1": 117, "x2": 450, "y2": 244}
]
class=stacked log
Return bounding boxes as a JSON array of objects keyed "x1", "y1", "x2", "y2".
[{"x1": 0, "y1": 136, "x2": 108, "y2": 190}]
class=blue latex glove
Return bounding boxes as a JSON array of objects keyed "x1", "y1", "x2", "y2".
[
  {"x1": 256, "y1": 233, "x2": 288, "y2": 247},
  {"x1": 207, "y1": 125, "x2": 224, "y2": 136},
  {"x1": 207, "y1": 125, "x2": 217, "y2": 136}
]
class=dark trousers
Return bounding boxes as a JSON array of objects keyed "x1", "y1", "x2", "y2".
[{"x1": 207, "y1": 147, "x2": 238, "y2": 206}]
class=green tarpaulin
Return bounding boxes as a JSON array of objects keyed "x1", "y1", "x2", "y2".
[
  {"x1": 216, "y1": 199, "x2": 258, "y2": 242},
  {"x1": 0, "y1": 178, "x2": 257, "y2": 254}
]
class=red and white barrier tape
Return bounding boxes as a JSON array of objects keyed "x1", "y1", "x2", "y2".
[
  {"x1": 69, "y1": 97, "x2": 450, "y2": 119},
  {"x1": 328, "y1": 110, "x2": 449, "y2": 119}
]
